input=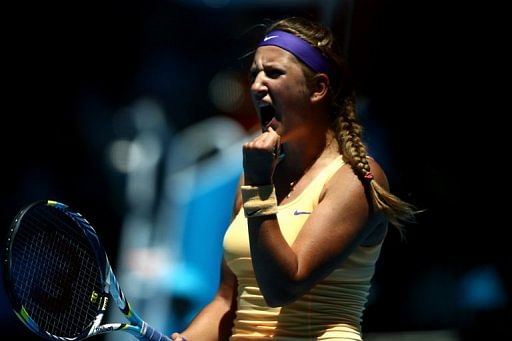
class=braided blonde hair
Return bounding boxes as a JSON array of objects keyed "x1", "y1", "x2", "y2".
[{"x1": 268, "y1": 17, "x2": 418, "y2": 231}]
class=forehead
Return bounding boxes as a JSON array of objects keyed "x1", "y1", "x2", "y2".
[{"x1": 252, "y1": 45, "x2": 299, "y2": 67}]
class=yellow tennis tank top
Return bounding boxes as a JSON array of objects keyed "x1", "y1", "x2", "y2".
[{"x1": 223, "y1": 155, "x2": 383, "y2": 340}]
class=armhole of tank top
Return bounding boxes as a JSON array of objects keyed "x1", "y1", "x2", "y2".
[{"x1": 316, "y1": 157, "x2": 347, "y2": 205}]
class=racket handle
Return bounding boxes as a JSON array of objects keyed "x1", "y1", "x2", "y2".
[{"x1": 143, "y1": 324, "x2": 172, "y2": 341}]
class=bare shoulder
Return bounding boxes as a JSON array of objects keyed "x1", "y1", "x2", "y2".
[
  {"x1": 324, "y1": 156, "x2": 388, "y2": 193},
  {"x1": 367, "y1": 157, "x2": 389, "y2": 191},
  {"x1": 321, "y1": 156, "x2": 389, "y2": 245}
]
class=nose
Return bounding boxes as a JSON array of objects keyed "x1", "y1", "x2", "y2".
[{"x1": 250, "y1": 71, "x2": 267, "y2": 100}]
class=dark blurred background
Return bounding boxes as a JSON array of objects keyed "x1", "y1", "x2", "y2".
[{"x1": 1, "y1": 0, "x2": 509, "y2": 340}]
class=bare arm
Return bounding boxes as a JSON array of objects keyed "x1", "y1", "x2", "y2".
[
  {"x1": 173, "y1": 259, "x2": 237, "y2": 341},
  {"x1": 248, "y1": 161, "x2": 387, "y2": 306},
  {"x1": 172, "y1": 179, "x2": 243, "y2": 340},
  {"x1": 243, "y1": 129, "x2": 387, "y2": 307}
]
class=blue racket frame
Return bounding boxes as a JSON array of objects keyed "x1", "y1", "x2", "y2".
[{"x1": 3, "y1": 200, "x2": 170, "y2": 341}]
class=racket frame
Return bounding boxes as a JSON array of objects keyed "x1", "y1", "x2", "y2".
[{"x1": 3, "y1": 200, "x2": 166, "y2": 340}]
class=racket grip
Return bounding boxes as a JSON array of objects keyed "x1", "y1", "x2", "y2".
[{"x1": 143, "y1": 324, "x2": 172, "y2": 341}]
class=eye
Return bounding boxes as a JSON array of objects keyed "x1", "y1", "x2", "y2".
[{"x1": 266, "y1": 68, "x2": 284, "y2": 79}]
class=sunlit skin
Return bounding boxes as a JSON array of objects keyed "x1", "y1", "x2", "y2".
[
  {"x1": 246, "y1": 46, "x2": 336, "y2": 197},
  {"x1": 172, "y1": 45, "x2": 389, "y2": 341},
  {"x1": 250, "y1": 46, "x2": 314, "y2": 141},
  {"x1": 242, "y1": 45, "x2": 388, "y2": 305}
]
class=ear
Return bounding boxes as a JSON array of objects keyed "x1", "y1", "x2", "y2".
[{"x1": 309, "y1": 73, "x2": 330, "y2": 103}]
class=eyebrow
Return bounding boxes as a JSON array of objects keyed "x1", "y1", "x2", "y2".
[{"x1": 250, "y1": 61, "x2": 282, "y2": 71}]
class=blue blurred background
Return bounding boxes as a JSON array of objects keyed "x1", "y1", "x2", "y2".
[{"x1": 1, "y1": 1, "x2": 509, "y2": 340}]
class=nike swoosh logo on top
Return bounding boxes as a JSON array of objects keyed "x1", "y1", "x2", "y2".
[
  {"x1": 263, "y1": 35, "x2": 278, "y2": 41},
  {"x1": 293, "y1": 210, "x2": 311, "y2": 216}
]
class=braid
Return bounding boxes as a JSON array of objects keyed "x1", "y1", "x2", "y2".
[
  {"x1": 267, "y1": 17, "x2": 419, "y2": 233},
  {"x1": 333, "y1": 94, "x2": 418, "y2": 233},
  {"x1": 334, "y1": 94, "x2": 372, "y2": 178}
]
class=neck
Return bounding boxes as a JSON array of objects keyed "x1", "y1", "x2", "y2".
[{"x1": 279, "y1": 130, "x2": 338, "y2": 177}]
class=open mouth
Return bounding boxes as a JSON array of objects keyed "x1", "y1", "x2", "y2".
[{"x1": 259, "y1": 105, "x2": 276, "y2": 130}]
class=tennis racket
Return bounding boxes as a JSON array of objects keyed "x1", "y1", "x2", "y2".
[{"x1": 2, "y1": 200, "x2": 171, "y2": 340}]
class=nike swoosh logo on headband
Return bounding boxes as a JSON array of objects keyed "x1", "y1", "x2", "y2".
[
  {"x1": 263, "y1": 35, "x2": 278, "y2": 42},
  {"x1": 293, "y1": 210, "x2": 311, "y2": 216}
]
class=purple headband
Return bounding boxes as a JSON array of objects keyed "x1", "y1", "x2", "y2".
[{"x1": 258, "y1": 30, "x2": 331, "y2": 75}]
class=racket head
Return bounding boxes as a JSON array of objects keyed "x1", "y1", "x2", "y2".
[{"x1": 2, "y1": 200, "x2": 110, "y2": 340}]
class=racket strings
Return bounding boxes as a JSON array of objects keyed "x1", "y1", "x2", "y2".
[{"x1": 10, "y1": 205, "x2": 103, "y2": 338}]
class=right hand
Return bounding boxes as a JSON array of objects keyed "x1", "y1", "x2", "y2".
[{"x1": 242, "y1": 126, "x2": 281, "y2": 185}]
